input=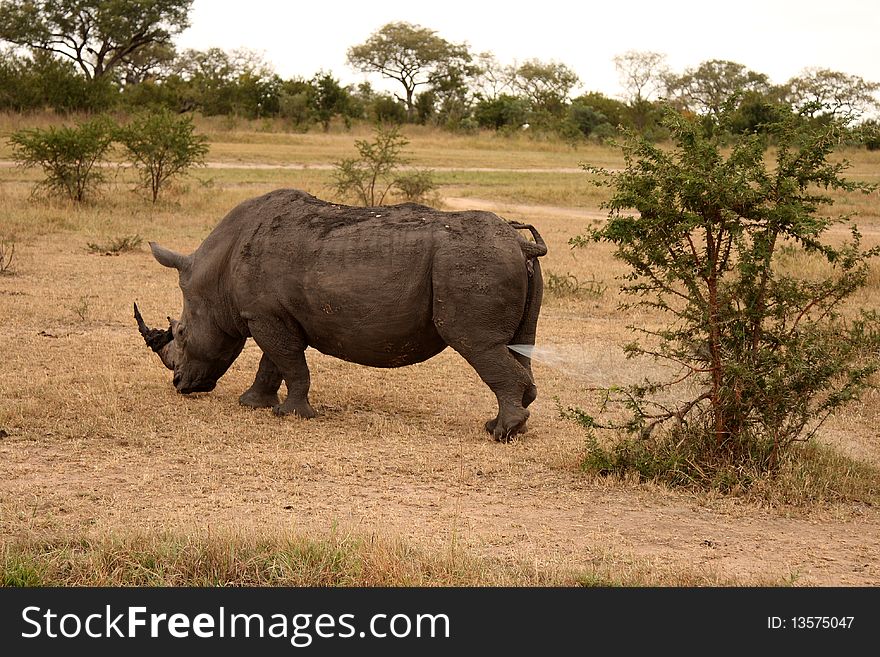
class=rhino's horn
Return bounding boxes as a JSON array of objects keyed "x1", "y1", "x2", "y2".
[{"x1": 134, "y1": 303, "x2": 174, "y2": 358}]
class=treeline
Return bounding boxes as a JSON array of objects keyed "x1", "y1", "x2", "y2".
[{"x1": 1, "y1": 1, "x2": 878, "y2": 143}]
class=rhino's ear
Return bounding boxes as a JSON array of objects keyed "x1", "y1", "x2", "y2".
[{"x1": 149, "y1": 242, "x2": 192, "y2": 272}]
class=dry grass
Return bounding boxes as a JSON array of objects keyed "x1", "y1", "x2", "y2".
[
  {"x1": 2, "y1": 529, "x2": 766, "y2": 587},
  {"x1": 2, "y1": 114, "x2": 880, "y2": 586},
  {"x1": 2, "y1": 531, "x2": 572, "y2": 587}
]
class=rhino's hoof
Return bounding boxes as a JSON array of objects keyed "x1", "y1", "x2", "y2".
[
  {"x1": 239, "y1": 391, "x2": 281, "y2": 409},
  {"x1": 485, "y1": 413, "x2": 528, "y2": 442},
  {"x1": 272, "y1": 402, "x2": 317, "y2": 419}
]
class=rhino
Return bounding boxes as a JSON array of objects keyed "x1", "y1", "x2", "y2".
[{"x1": 135, "y1": 188, "x2": 546, "y2": 440}]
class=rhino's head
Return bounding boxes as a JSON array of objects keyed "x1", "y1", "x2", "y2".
[{"x1": 135, "y1": 242, "x2": 245, "y2": 394}]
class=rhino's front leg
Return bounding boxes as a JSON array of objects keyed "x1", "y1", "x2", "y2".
[
  {"x1": 239, "y1": 352, "x2": 283, "y2": 409},
  {"x1": 248, "y1": 318, "x2": 317, "y2": 419}
]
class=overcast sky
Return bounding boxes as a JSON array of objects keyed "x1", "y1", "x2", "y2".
[{"x1": 175, "y1": 0, "x2": 880, "y2": 98}]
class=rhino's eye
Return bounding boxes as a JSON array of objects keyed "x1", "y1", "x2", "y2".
[{"x1": 175, "y1": 324, "x2": 187, "y2": 340}]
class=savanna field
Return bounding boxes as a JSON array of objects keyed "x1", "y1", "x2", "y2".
[{"x1": 1, "y1": 115, "x2": 879, "y2": 586}]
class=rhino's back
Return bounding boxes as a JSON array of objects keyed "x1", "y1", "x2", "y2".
[{"x1": 218, "y1": 188, "x2": 520, "y2": 272}]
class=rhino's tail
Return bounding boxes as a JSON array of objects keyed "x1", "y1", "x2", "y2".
[
  {"x1": 508, "y1": 221, "x2": 547, "y2": 259},
  {"x1": 509, "y1": 223, "x2": 545, "y2": 409}
]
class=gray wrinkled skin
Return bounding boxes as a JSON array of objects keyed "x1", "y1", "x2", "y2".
[{"x1": 140, "y1": 189, "x2": 546, "y2": 440}]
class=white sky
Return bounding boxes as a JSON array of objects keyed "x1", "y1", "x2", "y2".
[{"x1": 176, "y1": 0, "x2": 880, "y2": 99}]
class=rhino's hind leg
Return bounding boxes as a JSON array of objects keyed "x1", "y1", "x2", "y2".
[
  {"x1": 239, "y1": 352, "x2": 283, "y2": 409},
  {"x1": 248, "y1": 319, "x2": 317, "y2": 419},
  {"x1": 509, "y1": 352, "x2": 538, "y2": 409},
  {"x1": 457, "y1": 345, "x2": 532, "y2": 442}
]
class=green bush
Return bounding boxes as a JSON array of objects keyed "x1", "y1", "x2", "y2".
[
  {"x1": 279, "y1": 89, "x2": 313, "y2": 131},
  {"x1": 9, "y1": 117, "x2": 116, "y2": 202},
  {"x1": 0, "y1": 50, "x2": 116, "y2": 113},
  {"x1": 569, "y1": 106, "x2": 880, "y2": 489},
  {"x1": 116, "y1": 110, "x2": 209, "y2": 203},
  {"x1": 370, "y1": 95, "x2": 407, "y2": 124},
  {"x1": 473, "y1": 95, "x2": 529, "y2": 131},
  {"x1": 332, "y1": 124, "x2": 430, "y2": 206},
  {"x1": 567, "y1": 102, "x2": 610, "y2": 138},
  {"x1": 393, "y1": 169, "x2": 437, "y2": 204}
]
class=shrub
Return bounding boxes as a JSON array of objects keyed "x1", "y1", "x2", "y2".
[
  {"x1": 569, "y1": 106, "x2": 880, "y2": 488},
  {"x1": 393, "y1": 169, "x2": 437, "y2": 204},
  {"x1": 116, "y1": 110, "x2": 209, "y2": 203},
  {"x1": 9, "y1": 117, "x2": 116, "y2": 202},
  {"x1": 86, "y1": 234, "x2": 143, "y2": 255},
  {"x1": 279, "y1": 90, "x2": 313, "y2": 131},
  {"x1": 473, "y1": 94, "x2": 529, "y2": 131},
  {"x1": 370, "y1": 95, "x2": 406, "y2": 124},
  {"x1": 332, "y1": 124, "x2": 435, "y2": 206},
  {"x1": 545, "y1": 272, "x2": 607, "y2": 298},
  {"x1": 567, "y1": 102, "x2": 610, "y2": 138}
]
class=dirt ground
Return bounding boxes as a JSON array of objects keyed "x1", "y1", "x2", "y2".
[{"x1": 1, "y1": 190, "x2": 879, "y2": 586}]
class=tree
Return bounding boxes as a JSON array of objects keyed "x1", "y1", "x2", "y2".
[
  {"x1": 570, "y1": 107, "x2": 879, "y2": 486},
  {"x1": 471, "y1": 51, "x2": 515, "y2": 101},
  {"x1": 0, "y1": 0, "x2": 192, "y2": 80},
  {"x1": 665, "y1": 59, "x2": 770, "y2": 116},
  {"x1": 278, "y1": 77, "x2": 315, "y2": 129},
  {"x1": 0, "y1": 48, "x2": 46, "y2": 111},
  {"x1": 171, "y1": 47, "x2": 281, "y2": 117},
  {"x1": 613, "y1": 50, "x2": 668, "y2": 105},
  {"x1": 347, "y1": 21, "x2": 472, "y2": 121},
  {"x1": 613, "y1": 50, "x2": 668, "y2": 132},
  {"x1": 116, "y1": 41, "x2": 177, "y2": 85},
  {"x1": 566, "y1": 101, "x2": 612, "y2": 139},
  {"x1": 474, "y1": 94, "x2": 529, "y2": 130},
  {"x1": 116, "y1": 109, "x2": 208, "y2": 202},
  {"x1": 310, "y1": 71, "x2": 351, "y2": 131},
  {"x1": 512, "y1": 59, "x2": 579, "y2": 117},
  {"x1": 785, "y1": 68, "x2": 880, "y2": 121},
  {"x1": 571, "y1": 92, "x2": 631, "y2": 130},
  {"x1": 172, "y1": 47, "x2": 235, "y2": 114},
  {"x1": 429, "y1": 62, "x2": 474, "y2": 129},
  {"x1": 0, "y1": 46, "x2": 116, "y2": 112},
  {"x1": 9, "y1": 116, "x2": 116, "y2": 202},
  {"x1": 727, "y1": 89, "x2": 790, "y2": 135}
]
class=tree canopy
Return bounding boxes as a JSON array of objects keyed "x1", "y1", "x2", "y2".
[
  {"x1": 512, "y1": 59, "x2": 579, "y2": 117},
  {"x1": 346, "y1": 21, "x2": 473, "y2": 120},
  {"x1": 613, "y1": 50, "x2": 668, "y2": 105},
  {"x1": 0, "y1": 0, "x2": 192, "y2": 80},
  {"x1": 786, "y1": 67, "x2": 880, "y2": 120},
  {"x1": 665, "y1": 59, "x2": 770, "y2": 116}
]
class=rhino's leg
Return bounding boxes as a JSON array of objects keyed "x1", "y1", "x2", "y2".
[
  {"x1": 509, "y1": 352, "x2": 538, "y2": 409},
  {"x1": 248, "y1": 318, "x2": 317, "y2": 419},
  {"x1": 455, "y1": 345, "x2": 532, "y2": 442},
  {"x1": 271, "y1": 350, "x2": 316, "y2": 419},
  {"x1": 431, "y1": 246, "x2": 533, "y2": 440},
  {"x1": 239, "y1": 352, "x2": 283, "y2": 409}
]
